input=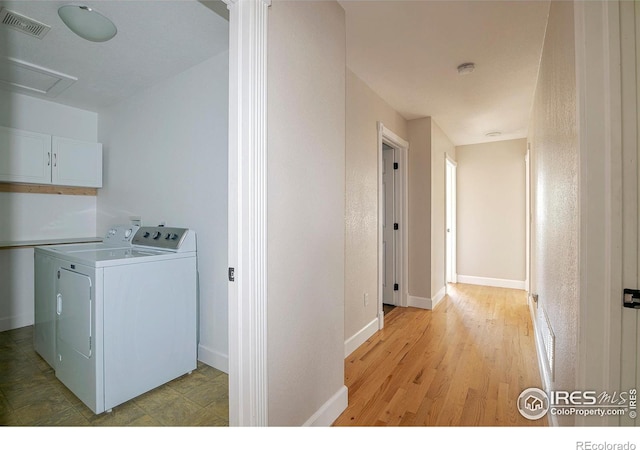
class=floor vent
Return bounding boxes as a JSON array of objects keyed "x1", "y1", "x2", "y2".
[
  {"x1": 537, "y1": 305, "x2": 555, "y2": 381},
  {"x1": 1, "y1": 8, "x2": 51, "y2": 39}
]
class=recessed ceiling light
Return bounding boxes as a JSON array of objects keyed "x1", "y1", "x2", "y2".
[
  {"x1": 58, "y1": 5, "x2": 117, "y2": 42},
  {"x1": 457, "y1": 62, "x2": 475, "y2": 75},
  {"x1": 486, "y1": 131, "x2": 502, "y2": 137}
]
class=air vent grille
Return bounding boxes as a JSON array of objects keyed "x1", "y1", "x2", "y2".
[{"x1": 0, "y1": 8, "x2": 51, "y2": 39}]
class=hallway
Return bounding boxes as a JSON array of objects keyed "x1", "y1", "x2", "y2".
[{"x1": 333, "y1": 284, "x2": 547, "y2": 426}]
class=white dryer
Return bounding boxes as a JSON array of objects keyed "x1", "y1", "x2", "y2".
[
  {"x1": 34, "y1": 225, "x2": 197, "y2": 414},
  {"x1": 34, "y1": 224, "x2": 139, "y2": 368}
]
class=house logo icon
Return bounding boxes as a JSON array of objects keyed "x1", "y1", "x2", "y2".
[{"x1": 518, "y1": 387, "x2": 549, "y2": 420}]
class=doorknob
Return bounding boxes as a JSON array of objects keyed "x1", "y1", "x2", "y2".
[{"x1": 447, "y1": 228, "x2": 450, "y2": 232}]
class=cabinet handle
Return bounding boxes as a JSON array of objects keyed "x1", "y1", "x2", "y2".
[
  {"x1": 56, "y1": 294, "x2": 62, "y2": 315},
  {"x1": 53, "y1": 153, "x2": 57, "y2": 167},
  {"x1": 47, "y1": 152, "x2": 51, "y2": 166}
]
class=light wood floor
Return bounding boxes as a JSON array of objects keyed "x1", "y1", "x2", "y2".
[{"x1": 333, "y1": 283, "x2": 548, "y2": 426}]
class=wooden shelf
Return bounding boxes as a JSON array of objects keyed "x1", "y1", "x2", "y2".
[{"x1": 0, "y1": 182, "x2": 97, "y2": 196}]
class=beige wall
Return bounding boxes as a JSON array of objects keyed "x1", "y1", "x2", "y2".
[
  {"x1": 407, "y1": 118, "x2": 431, "y2": 299},
  {"x1": 267, "y1": 0, "x2": 346, "y2": 426},
  {"x1": 345, "y1": 69, "x2": 408, "y2": 340},
  {"x1": 456, "y1": 139, "x2": 526, "y2": 282},
  {"x1": 430, "y1": 121, "x2": 456, "y2": 298},
  {"x1": 528, "y1": 0, "x2": 577, "y2": 425}
]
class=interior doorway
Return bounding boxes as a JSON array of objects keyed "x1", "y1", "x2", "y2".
[
  {"x1": 377, "y1": 122, "x2": 409, "y2": 329},
  {"x1": 445, "y1": 156, "x2": 457, "y2": 286},
  {"x1": 382, "y1": 143, "x2": 398, "y2": 308}
]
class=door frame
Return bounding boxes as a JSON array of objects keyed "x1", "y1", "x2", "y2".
[
  {"x1": 225, "y1": 0, "x2": 270, "y2": 427},
  {"x1": 377, "y1": 122, "x2": 409, "y2": 329},
  {"x1": 445, "y1": 155, "x2": 457, "y2": 286}
]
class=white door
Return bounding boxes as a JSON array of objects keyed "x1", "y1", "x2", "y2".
[
  {"x1": 383, "y1": 145, "x2": 397, "y2": 306},
  {"x1": 56, "y1": 266, "x2": 96, "y2": 412},
  {"x1": 445, "y1": 157, "x2": 457, "y2": 284}
]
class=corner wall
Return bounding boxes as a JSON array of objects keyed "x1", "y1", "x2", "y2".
[
  {"x1": 528, "y1": 0, "x2": 578, "y2": 426},
  {"x1": 267, "y1": 0, "x2": 347, "y2": 426},
  {"x1": 345, "y1": 68, "x2": 408, "y2": 352}
]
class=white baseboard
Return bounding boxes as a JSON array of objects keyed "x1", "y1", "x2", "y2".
[
  {"x1": 457, "y1": 275, "x2": 525, "y2": 290},
  {"x1": 344, "y1": 317, "x2": 379, "y2": 358},
  {"x1": 407, "y1": 295, "x2": 430, "y2": 309},
  {"x1": 198, "y1": 344, "x2": 229, "y2": 374},
  {"x1": 303, "y1": 385, "x2": 348, "y2": 426},
  {"x1": 0, "y1": 314, "x2": 33, "y2": 333},
  {"x1": 527, "y1": 296, "x2": 558, "y2": 427},
  {"x1": 431, "y1": 286, "x2": 446, "y2": 309}
]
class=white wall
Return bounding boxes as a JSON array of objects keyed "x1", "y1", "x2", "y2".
[
  {"x1": 456, "y1": 139, "x2": 526, "y2": 288},
  {"x1": 407, "y1": 118, "x2": 431, "y2": 300},
  {"x1": 345, "y1": 68, "x2": 408, "y2": 351},
  {"x1": 0, "y1": 91, "x2": 98, "y2": 331},
  {"x1": 267, "y1": 0, "x2": 346, "y2": 426},
  {"x1": 528, "y1": 0, "x2": 578, "y2": 425},
  {"x1": 96, "y1": 51, "x2": 229, "y2": 372}
]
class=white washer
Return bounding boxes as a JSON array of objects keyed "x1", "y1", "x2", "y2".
[{"x1": 34, "y1": 225, "x2": 197, "y2": 414}]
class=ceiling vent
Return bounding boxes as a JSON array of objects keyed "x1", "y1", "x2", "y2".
[{"x1": 0, "y1": 7, "x2": 51, "y2": 39}]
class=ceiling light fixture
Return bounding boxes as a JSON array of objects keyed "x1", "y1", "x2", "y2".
[
  {"x1": 457, "y1": 62, "x2": 475, "y2": 75},
  {"x1": 486, "y1": 131, "x2": 502, "y2": 137},
  {"x1": 58, "y1": 5, "x2": 117, "y2": 42}
]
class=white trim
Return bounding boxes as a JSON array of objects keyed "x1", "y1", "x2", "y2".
[
  {"x1": 344, "y1": 318, "x2": 379, "y2": 358},
  {"x1": 525, "y1": 147, "x2": 531, "y2": 293},
  {"x1": 377, "y1": 122, "x2": 409, "y2": 330},
  {"x1": 457, "y1": 275, "x2": 525, "y2": 290},
  {"x1": 226, "y1": 0, "x2": 270, "y2": 427},
  {"x1": 407, "y1": 295, "x2": 430, "y2": 309},
  {"x1": 574, "y1": 0, "x2": 623, "y2": 426},
  {"x1": 197, "y1": 344, "x2": 229, "y2": 374},
  {"x1": 431, "y1": 286, "x2": 446, "y2": 309},
  {"x1": 302, "y1": 386, "x2": 349, "y2": 427}
]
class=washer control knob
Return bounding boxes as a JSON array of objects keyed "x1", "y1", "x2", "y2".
[
  {"x1": 125, "y1": 229, "x2": 133, "y2": 238},
  {"x1": 171, "y1": 233, "x2": 179, "y2": 240},
  {"x1": 143, "y1": 231, "x2": 150, "y2": 238},
  {"x1": 152, "y1": 231, "x2": 162, "y2": 240},
  {"x1": 165, "y1": 233, "x2": 171, "y2": 240}
]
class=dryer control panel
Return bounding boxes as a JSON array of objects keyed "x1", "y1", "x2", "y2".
[{"x1": 132, "y1": 226, "x2": 195, "y2": 252}]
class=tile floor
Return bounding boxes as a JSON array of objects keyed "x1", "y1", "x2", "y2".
[{"x1": 0, "y1": 325, "x2": 229, "y2": 426}]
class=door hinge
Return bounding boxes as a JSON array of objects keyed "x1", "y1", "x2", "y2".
[
  {"x1": 228, "y1": 267, "x2": 235, "y2": 282},
  {"x1": 393, "y1": 162, "x2": 399, "y2": 170},
  {"x1": 394, "y1": 283, "x2": 399, "y2": 291},
  {"x1": 623, "y1": 289, "x2": 640, "y2": 309},
  {"x1": 394, "y1": 223, "x2": 399, "y2": 230}
]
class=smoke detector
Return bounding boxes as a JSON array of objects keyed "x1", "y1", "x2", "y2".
[{"x1": 0, "y1": 7, "x2": 51, "y2": 39}]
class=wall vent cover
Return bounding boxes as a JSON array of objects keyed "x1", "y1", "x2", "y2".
[{"x1": 0, "y1": 8, "x2": 51, "y2": 39}]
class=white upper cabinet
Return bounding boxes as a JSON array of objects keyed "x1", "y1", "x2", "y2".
[
  {"x1": 0, "y1": 126, "x2": 52, "y2": 184},
  {"x1": 52, "y1": 136, "x2": 102, "y2": 188},
  {"x1": 0, "y1": 126, "x2": 102, "y2": 188}
]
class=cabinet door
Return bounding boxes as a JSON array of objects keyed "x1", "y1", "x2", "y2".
[
  {"x1": 0, "y1": 126, "x2": 52, "y2": 184},
  {"x1": 52, "y1": 136, "x2": 102, "y2": 187}
]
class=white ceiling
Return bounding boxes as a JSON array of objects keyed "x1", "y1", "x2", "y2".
[
  {"x1": 340, "y1": 0, "x2": 550, "y2": 146},
  {"x1": 0, "y1": 0, "x2": 229, "y2": 112},
  {"x1": 1, "y1": 1, "x2": 549, "y2": 146}
]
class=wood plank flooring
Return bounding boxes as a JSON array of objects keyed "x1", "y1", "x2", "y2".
[{"x1": 333, "y1": 283, "x2": 547, "y2": 426}]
